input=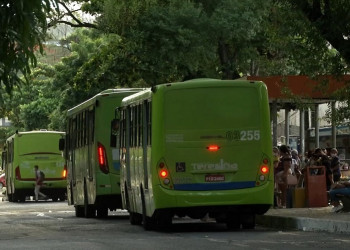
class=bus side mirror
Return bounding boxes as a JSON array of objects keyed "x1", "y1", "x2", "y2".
[{"x1": 59, "y1": 138, "x2": 65, "y2": 151}]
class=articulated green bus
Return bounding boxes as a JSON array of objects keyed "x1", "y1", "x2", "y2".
[
  {"x1": 2, "y1": 130, "x2": 66, "y2": 202},
  {"x1": 118, "y1": 79, "x2": 273, "y2": 230},
  {"x1": 61, "y1": 89, "x2": 144, "y2": 218}
]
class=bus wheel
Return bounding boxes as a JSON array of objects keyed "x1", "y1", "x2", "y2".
[
  {"x1": 84, "y1": 185, "x2": 95, "y2": 218},
  {"x1": 19, "y1": 195, "x2": 26, "y2": 202},
  {"x1": 241, "y1": 214, "x2": 255, "y2": 229},
  {"x1": 129, "y1": 212, "x2": 142, "y2": 225},
  {"x1": 226, "y1": 213, "x2": 241, "y2": 231},
  {"x1": 7, "y1": 193, "x2": 13, "y2": 202},
  {"x1": 59, "y1": 195, "x2": 66, "y2": 201},
  {"x1": 141, "y1": 189, "x2": 154, "y2": 231},
  {"x1": 97, "y1": 207, "x2": 108, "y2": 218},
  {"x1": 75, "y1": 205, "x2": 84, "y2": 217},
  {"x1": 12, "y1": 191, "x2": 19, "y2": 202}
]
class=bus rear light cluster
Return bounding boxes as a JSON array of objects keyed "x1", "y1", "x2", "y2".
[
  {"x1": 256, "y1": 156, "x2": 271, "y2": 186},
  {"x1": 15, "y1": 166, "x2": 21, "y2": 180},
  {"x1": 62, "y1": 165, "x2": 67, "y2": 178},
  {"x1": 157, "y1": 160, "x2": 173, "y2": 188},
  {"x1": 97, "y1": 142, "x2": 109, "y2": 174}
]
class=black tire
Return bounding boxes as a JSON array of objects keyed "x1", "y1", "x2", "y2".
[
  {"x1": 75, "y1": 205, "x2": 84, "y2": 217},
  {"x1": 226, "y1": 213, "x2": 241, "y2": 231},
  {"x1": 12, "y1": 191, "x2": 19, "y2": 202},
  {"x1": 19, "y1": 195, "x2": 26, "y2": 203},
  {"x1": 96, "y1": 207, "x2": 108, "y2": 218},
  {"x1": 7, "y1": 193, "x2": 13, "y2": 202},
  {"x1": 241, "y1": 214, "x2": 256, "y2": 229},
  {"x1": 59, "y1": 195, "x2": 66, "y2": 201},
  {"x1": 129, "y1": 212, "x2": 143, "y2": 225}
]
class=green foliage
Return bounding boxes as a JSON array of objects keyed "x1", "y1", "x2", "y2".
[
  {"x1": 0, "y1": 0, "x2": 58, "y2": 92},
  {"x1": 2, "y1": 0, "x2": 350, "y2": 138}
]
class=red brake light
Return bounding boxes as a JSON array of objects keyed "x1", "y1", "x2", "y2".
[
  {"x1": 261, "y1": 166, "x2": 269, "y2": 174},
  {"x1": 159, "y1": 169, "x2": 168, "y2": 178},
  {"x1": 97, "y1": 142, "x2": 109, "y2": 174},
  {"x1": 15, "y1": 166, "x2": 21, "y2": 180},
  {"x1": 207, "y1": 145, "x2": 220, "y2": 152}
]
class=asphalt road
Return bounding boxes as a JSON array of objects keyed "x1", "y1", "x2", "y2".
[{"x1": 1, "y1": 200, "x2": 350, "y2": 250}]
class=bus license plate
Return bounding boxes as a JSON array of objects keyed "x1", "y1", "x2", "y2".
[{"x1": 205, "y1": 174, "x2": 225, "y2": 182}]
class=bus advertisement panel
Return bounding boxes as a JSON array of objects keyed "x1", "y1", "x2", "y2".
[
  {"x1": 119, "y1": 79, "x2": 273, "y2": 230},
  {"x1": 2, "y1": 130, "x2": 66, "y2": 202}
]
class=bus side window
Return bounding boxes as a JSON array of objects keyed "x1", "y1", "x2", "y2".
[
  {"x1": 110, "y1": 119, "x2": 120, "y2": 147},
  {"x1": 59, "y1": 138, "x2": 65, "y2": 151}
]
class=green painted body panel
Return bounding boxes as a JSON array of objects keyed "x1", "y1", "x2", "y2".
[
  {"x1": 66, "y1": 89, "x2": 144, "y2": 208},
  {"x1": 121, "y1": 79, "x2": 273, "y2": 217},
  {"x1": 4, "y1": 131, "x2": 66, "y2": 198}
]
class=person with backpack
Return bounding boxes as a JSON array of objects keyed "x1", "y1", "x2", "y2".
[{"x1": 34, "y1": 165, "x2": 48, "y2": 201}]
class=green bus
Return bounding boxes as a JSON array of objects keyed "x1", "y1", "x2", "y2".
[
  {"x1": 61, "y1": 89, "x2": 144, "y2": 218},
  {"x1": 118, "y1": 79, "x2": 273, "y2": 230},
  {"x1": 2, "y1": 130, "x2": 66, "y2": 202}
]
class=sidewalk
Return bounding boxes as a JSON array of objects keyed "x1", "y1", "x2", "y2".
[{"x1": 256, "y1": 206, "x2": 350, "y2": 234}]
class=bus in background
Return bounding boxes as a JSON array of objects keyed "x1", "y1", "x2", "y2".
[
  {"x1": 60, "y1": 88, "x2": 144, "y2": 218},
  {"x1": 2, "y1": 130, "x2": 66, "y2": 202},
  {"x1": 118, "y1": 79, "x2": 273, "y2": 230}
]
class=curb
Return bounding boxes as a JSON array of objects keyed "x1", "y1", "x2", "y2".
[{"x1": 256, "y1": 214, "x2": 350, "y2": 234}]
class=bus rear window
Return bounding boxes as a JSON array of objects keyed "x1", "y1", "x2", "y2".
[{"x1": 164, "y1": 87, "x2": 260, "y2": 130}]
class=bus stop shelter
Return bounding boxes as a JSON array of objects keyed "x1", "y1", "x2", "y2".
[{"x1": 247, "y1": 75, "x2": 350, "y2": 158}]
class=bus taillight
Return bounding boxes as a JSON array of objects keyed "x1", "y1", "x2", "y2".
[
  {"x1": 63, "y1": 165, "x2": 67, "y2": 178},
  {"x1": 260, "y1": 166, "x2": 269, "y2": 174},
  {"x1": 97, "y1": 142, "x2": 109, "y2": 174},
  {"x1": 159, "y1": 169, "x2": 168, "y2": 178},
  {"x1": 207, "y1": 145, "x2": 220, "y2": 152},
  {"x1": 15, "y1": 166, "x2": 21, "y2": 180}
]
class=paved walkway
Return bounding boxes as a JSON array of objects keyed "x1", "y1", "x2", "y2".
[{"x1": 256, "y1": 206, "x2": 350, "y2": 234}]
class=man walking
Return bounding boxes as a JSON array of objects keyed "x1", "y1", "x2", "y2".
[{"x1": 34, "y1": 165, "x2": 48, "y2": 201}]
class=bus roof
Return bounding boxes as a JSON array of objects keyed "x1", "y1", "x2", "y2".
[
  {"x1": 6, "y1": 130, "x2": 65, "y2": 141},
  {"x1": 67, "y1": 88, "x2": 145, "y2": 116},
  {"x1": 121, "y1": 79, "x2": 265, "y2": 105}
]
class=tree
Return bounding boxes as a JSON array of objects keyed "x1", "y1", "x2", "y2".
[
  {"x1": 289, "y1": 0, "x2": 350, "y2": 66},
  {"x1": 0, "y1": 0, "x2": 58, "y2": 92}
]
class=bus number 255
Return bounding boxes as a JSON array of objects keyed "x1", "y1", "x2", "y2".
[{"x1": 240, "y1": 130, "x2": 260, "y2": 141}]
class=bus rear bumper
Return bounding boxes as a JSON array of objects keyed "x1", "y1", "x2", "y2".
[{"x1": 153, "y1": 182, "x2": 273, "y2": 215}]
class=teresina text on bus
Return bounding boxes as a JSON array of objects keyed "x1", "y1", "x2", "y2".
[{"x1": 191, "y1": 159, "x2": 238, "y2": 171}]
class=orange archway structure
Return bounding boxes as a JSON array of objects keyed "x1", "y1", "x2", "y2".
[
  {"x1": 246, "y1": 75, "x2": 350, "y2": 157},
  {"x1": 247, "y1": 75, "x2": 350, "y2": 101}
]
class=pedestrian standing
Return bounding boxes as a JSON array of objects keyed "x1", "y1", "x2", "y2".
[{"x1": 330, "y1": 148, "x2": 341, "y2": 183}]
